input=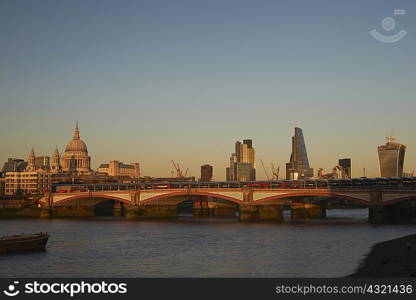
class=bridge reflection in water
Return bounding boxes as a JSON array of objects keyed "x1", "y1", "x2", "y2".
[{"x1": 37, "y1": 178, "x2": 416, "y2": 223}]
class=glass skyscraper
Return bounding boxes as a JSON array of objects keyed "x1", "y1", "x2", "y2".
[
  {"x1": 285, "y1": 127, "x2": 313, "y2": 179},
  {"x1": 338, "y1": 158, "x2": 352, "y2": 178},
  {"x1": 378, "y1": 137, "x2": 406, "y2": 177}
]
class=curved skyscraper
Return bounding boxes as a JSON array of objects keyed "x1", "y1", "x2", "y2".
[
  {"x1": 378, "y1": 136, "x2": 406, "y2": 177},
  {"x1": 286, "y1": 127, "x2": 313, "y2": 179}
]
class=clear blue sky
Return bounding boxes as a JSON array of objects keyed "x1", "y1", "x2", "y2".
[{"x1": 0, "y1": 0, "x2": 415, "y2": 179}]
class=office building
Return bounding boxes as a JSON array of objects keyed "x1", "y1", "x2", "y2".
[
  {"x1": 338, "y1": 158, "x2": 351, "y2": 178},
  {"x1": 378, "y1": 136, "x2": 406, "y2": 177},
  {"x1": 286, "y1": 127, "x2": 313, "y2": 179},
  {"x1": 5, "y1": 170, "x2": 51, "y2": 195},
  {"x1": 200, "y1": 164, "x2": 213, "y2": 181},
  {"x1": 98, "y1": 161, "x2": 140, "y2": 178},
  {"x1": 2, "y1": 158, "x2": 27, "y2": 172},
  {"x1": 226, "y1": 139, "x2": 256, "y2": 181}
]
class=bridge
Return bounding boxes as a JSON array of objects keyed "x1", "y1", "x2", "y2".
[{"x1": 37, "y1": 181, "x2": 416, "y2": 223}]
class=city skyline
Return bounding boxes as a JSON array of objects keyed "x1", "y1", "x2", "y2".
[
  {"x1": 1, "y1": 1, "x2": 416, "y2": 284},
  {"x1": 1, "y1": 0, "x2": 416, "y2": 179},
  {"x1": 1, "y1": 122, "x2": 414, "y2": 180}
]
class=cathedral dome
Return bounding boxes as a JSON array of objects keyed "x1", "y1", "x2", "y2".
[
  {"x1": 64, "y1": 123, "x2": 88, "y2": 153},
  {"x1": 61, "y1": 122, "x2": 92, "y2": 174},
  {"x1": 65, "y1": 139, "x2": 88, "y2": 152}
]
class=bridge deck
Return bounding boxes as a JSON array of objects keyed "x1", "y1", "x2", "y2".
[{"x1": 36, "y1": 187, "x2": 416, "y2": 207}]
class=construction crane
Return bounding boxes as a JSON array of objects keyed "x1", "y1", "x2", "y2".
[
  {"x1": 271, "y1": 163, "x2": 280, "y2": 180},
  {"x1": 260, "y1": 159, "x2": 271, "y2": 181},
  {"x1": 171, "y1": 160, "x2": 183, "y2": 177},
  {"x1": 171, "y1": 160, "x2": 189, "y2": 178}
]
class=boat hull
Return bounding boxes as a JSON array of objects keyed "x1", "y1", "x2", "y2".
[{"x1": 0, "y1": 233, "x2": 49, "y2": 254}]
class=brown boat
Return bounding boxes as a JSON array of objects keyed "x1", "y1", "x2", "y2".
[{"x1": 0, "y1": 233, "x2": 49, "y2": 254}]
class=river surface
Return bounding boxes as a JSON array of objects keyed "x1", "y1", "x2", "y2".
[{"x1": 1, "y1": 209, "x2": 415, "y2": 277}]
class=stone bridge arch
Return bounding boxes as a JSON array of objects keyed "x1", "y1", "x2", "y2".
[
  {"x1": 382, "y1": 196, "x2": 416, "y2": 207},
  {"x1": 139, "y1": 191, "x2": 244, "y2": 205},
  {"x1": 253, "y1": 191, "x2": 372, "y2": 206},
  {"x1": 44, "y1": 193, "x2": 132, "y2": 207}
]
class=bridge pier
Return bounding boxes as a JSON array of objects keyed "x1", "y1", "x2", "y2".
[
  {"x1": 368, "y1": 189, "x2": 416, "y2": 223},
  {"x1": 192, "y1": 197, "x2": 237, "y2": 217},
  {"x1": 290, "y1": 203, "x2": 326, "y2": 219},
  {"x1": 210, "y1": 202, "x2": 237, "y2": 217},
  {"x1": 258, "y1": 204, "x2": 283, "y2": 221},
  {"x1": 44, "y1": 206, "x2": 95, "y2": 218},
  {"x1": 40, "y1": 208, "x2": 52, "y2": 218},
  {"x1": 126, "y1": 204, "x2": 177, "y2": 220},
  {"x1": 368, "y1": 205, "x2": 402, "y2": 224},
  {"x1": 239, "y1": 205, "x2": 283, "y2": 222},
  {"x1": 113, "y1": 202, "x2": 125, "y2": 217},
  {"x1": 193, "y1": 198, "x2": 210, "y2": 217},
  {"x1": 239, "y1": 205, "x2": 258, "y2": 222}
]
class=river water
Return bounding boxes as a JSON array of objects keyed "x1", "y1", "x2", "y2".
[{"x1": 1, "y1": 209, "x2": 415, "y2": 277}]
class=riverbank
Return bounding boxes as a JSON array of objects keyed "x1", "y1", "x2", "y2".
[{"x1": 350, "y1": 234, "x2": 416, "y2": 277}]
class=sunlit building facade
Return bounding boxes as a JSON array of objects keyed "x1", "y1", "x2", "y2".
[
  {"x1": 5, "y1": 171, "x2": 51, "y2": 195},
  {"x1": 226, "y1": 139, "x2": 256, "y2": 181},
  {"x1": 286, "y1": 127, "x2": 313, "y2": 179},
  {"x1": 98, "y1": 161, "x2": 140, "y2": 178},
  {"x1": 378, "y1": 137, "x2": 406, "y2": 177}
]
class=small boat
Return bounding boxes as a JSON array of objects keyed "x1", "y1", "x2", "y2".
[{"x1": 0, "y1": 232, "x2": 49, "y2": 254}]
